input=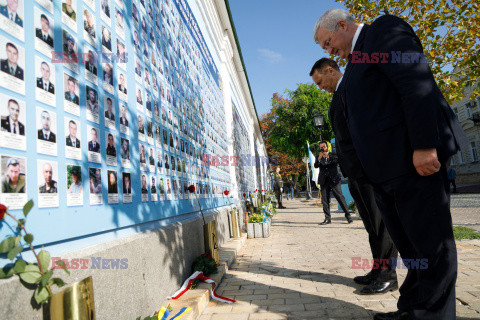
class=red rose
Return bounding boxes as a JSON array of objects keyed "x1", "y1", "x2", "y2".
[
  {"x1": 0, "y1": 204, "x2": 7, "y2": 220},
  {"x1": 243, "y1": 193, "x2": 246, "y2": 198},
  {"x1": 188, "y1": 185, "x2": 195, "y2": 193},
  {"x1": 223, "y1": 190, "x2": 229, "y2": 196}
]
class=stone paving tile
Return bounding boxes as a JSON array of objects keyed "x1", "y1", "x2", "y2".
[{"x1": 201, "y1": 198, "x2": 480, "y2": 319}]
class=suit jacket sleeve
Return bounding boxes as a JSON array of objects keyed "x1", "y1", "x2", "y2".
[{"x1": 369, "y1": 15, "x2": 440, "y2": 150}]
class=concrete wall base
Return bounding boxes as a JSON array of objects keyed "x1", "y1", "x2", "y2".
[{"x1": 0, "y1": 204, "x2": 245, "y2": 320}]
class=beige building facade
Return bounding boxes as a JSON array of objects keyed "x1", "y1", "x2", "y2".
[{"x1": 450, "y1": 86, "x2": 480, "y2": 185}]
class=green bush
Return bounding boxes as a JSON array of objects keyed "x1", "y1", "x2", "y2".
[
  {"x1": 248, "y1": 213, "x2": 264, "y2": 223},
  {"x1": 453, "y1": 226, "x2": 480, "y2": 240},
  {"x1": 192, "y1": 253, "x2": 217, "y2": 276},
  {"x1": 348, "y1": 201, "x2": 356, "y2": 213}
]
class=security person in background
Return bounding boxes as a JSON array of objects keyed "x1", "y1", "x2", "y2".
[
  {"x1": 314, "y1": 140, "x2": 352, "y2": 224},
  {"x1": 310, "y1": 58, "x2": 398, "y2": 295},
  {"x1": 273, "y1": 166, "x2": 286, "y2": 209}
]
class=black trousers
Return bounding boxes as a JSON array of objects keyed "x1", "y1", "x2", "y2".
[
  {"x1": 320, "y1": 179, "x2": 351, "y2": 220},
  {"x1": 348, "y1": 176, "x2": 398, "y2": 281},
  {"x1": 373, "y1": 165, "x2": 456, "y2": 319}
]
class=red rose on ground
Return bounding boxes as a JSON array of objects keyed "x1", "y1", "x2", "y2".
[
  {"x1": 0, "y1": 204, "x2": 7, "y2": 220},
  {"x1": 223, "y1": 190, "x2": 229, "y2": 196},
  {"x1": 188, "y1": 185, "x2": 195, "y2": 193}
]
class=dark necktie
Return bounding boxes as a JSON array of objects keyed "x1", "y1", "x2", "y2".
[
  {"x1": 45, "y1": 134, "x2": 48, "y2": 140},
  {"x1": 13, "y1": 124, "x2": 16, "y2": 134},
  {"x1": 10, "y1": 67, "x2": 14, "y2": 75}
]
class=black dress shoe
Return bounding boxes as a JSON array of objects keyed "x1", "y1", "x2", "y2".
[
  {"x1": 373, "y1": 310, "x2": 410, "y2": 320},
  {"x1": 354, "y1": 270, "x2": 374, "y2": 285},
  {"x1": 319, "y1": 219, "x2": 331, "y2": 225},
  {"x1": 360, "y1": 279, "x2": 398, "y2": 295}
]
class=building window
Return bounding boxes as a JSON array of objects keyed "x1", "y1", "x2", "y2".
[
  {"x1": 471, "y1": 141, "x2": 479, "y2": 162},
  {"x1": 459, "y1": 150, "x2": 465, "y2": 164},
  {"x1": 453, "y1": 107, "x2": 459, "y2": 120},
  {"x1": 466, "y1": 103, "x2": 472, "y2": 118}
]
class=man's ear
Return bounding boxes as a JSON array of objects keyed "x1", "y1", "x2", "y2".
[{"x1": 337, "y1": 20, "x2": 348, "y2": 32}]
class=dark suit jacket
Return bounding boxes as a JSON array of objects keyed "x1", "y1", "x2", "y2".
[
  {"x1": 36, "y1": 78, "x2": 55, "y2": 94},
  {"x1": 85, "y1": 61, "x2": 97, "y2": 75},
  {"x1": 340, "y1": 15, "x2": 468, "y2": 184},
  {"x1": 120, "y1": 117, "x2": 128, "y2": 126},
  {"x1": 328, "y1": 89, "x2": 364, "y2": 179},
  {"x1": 1, "y1": 116, "x2": 24, "y2": 135},
  {"x1": 0, "y1": 5, "x2": 22, "y2": 27},
  {"x1": 314, "y1": 152, "x2": 342, "y2": 187},
  {"x1": 88, "y1": 141, "x2": 100, "y2": 152},
  {"x1": 38, "y1": 130, "x2": 56, "y2": 142},
  {"x1": 35, "y1": 29, "x2": 54, "y2": 47},
  {"x1": 66, "y1": 136, "x2": 80, "y2": 148},
  {"x1": 105, "y1": 111, "x2": 115, "y2": 120},
  {"x1": 1, "y1": 60, "x2": 23, "y2": 80}
]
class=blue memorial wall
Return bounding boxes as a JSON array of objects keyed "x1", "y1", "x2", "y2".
[{"x1": 0, "y1": 0, "x2": 237, "y2": 249}]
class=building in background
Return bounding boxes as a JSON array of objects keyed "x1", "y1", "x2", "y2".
[{"x1": 450, "y1": 86, "x2": 480, "y2": 185}]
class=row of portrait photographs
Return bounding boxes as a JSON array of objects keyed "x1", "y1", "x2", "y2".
[{"x1": 0, "y1": 153, "x2": 224, "y2": 209}]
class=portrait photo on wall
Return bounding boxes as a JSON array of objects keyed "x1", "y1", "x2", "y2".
[
  {"x1": 83, "y1": 8, "x2": 96, "y2": 46},
  {"x1": 64, "y1": 117, "x2": 81, "y2": 160},
  {"x1": 120, "y1": 137, "x2": 130, "y2": 168},
  {"x1": 117, "y1": 70, "x2": 127, "y2": 102},
  {"x1": 63, "y1": 73, "x2": 80, "y2": 116},
  {"x1": 34, "y1": 8, "x2": 53, "y2": 56},
  {"x1": 116, "y1": 39, "x2": 126, "y2": 67},
  {"x1": 0, "y1": 154, "x2": 27, "y2": 209},
  {"x1": 0, "y1": 36, "x2": 25, "y2": 94},
  {"x1": 66, "y1": 164, "x2": 83, "y2": 206},
  {"x1": 35, "y1": 57, "x2": 55, "y2": 106},
  {"x1": 137, "y1": 114, "x2": 145, "y2": 141},
  {"x1": 105, "y1": 132, "x2": 117, "y2": 166},
  {"x1": 88, "y1": 167, "x2": 102, "y2": 205},
  {"x1": 85, "y1": 85, "x2": 99, "y2": 123},
  {"x1": 100, "y1": 0, "x2": 110, "y2": 25},
  {"x1": 84, "y1": 48, "x2": 98, "y2": 84},
  {"x1": 87, "y1": 125, "x2": 101, "y2": 163},
  {"x1": 0, "y1": 0, "x2": 24, "y2": 41},
  {"x1": 119, "y1": 103, "x2": 129, "y2": 134},
  {"x1": 150, "y1": 175, "x2": 157, "y2": 201},
  {"x1": 122, "y1": 171, "x2": 132, "y2": 203},
  {"x1": 37, "y1": 159, "x2": 59, "y2": 208},
  {"x1": 0, "y1": 93, "x2": 26, "y2": 150},
  {"x1": 107, "y1": 170, "x2": 119, "y2": 204},
  {"x1": 140, "y1": 173, "x2": 148, "y2": 202},
  {"x1": 62, "y1": 29, "x2": 78, "y2": 73},
  {"x1": 115, "y1": 7, "x2": 125, "y2": 39},
  {"x1": 103, "y1": 61, "x2": 114, "y2": 94},
  {"x1": 36, "y1": 107, "x2": 57, "y2": 156},
  {"x1": 62, "y1": 0, "x2": 77, "y2": 32},
  {"x1": 139, "y1": 143, "x2": 147, "y2": 171},
  {"x1": 101, "y1": 25, "x2": 112, "y2": 53},
  {"x1": 104, "y1": 95, "x2": 115, "y2": 129}
]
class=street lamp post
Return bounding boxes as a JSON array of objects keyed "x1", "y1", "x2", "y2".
[
  {"x1": 313, "y1": 112, "x2": 324, "y2": 142},
  {"x1": 312, "y1": 113, "x2": 325, "y2": 199}
]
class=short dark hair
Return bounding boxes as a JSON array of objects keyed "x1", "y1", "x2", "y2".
[
  {"x1": 320, "y1": 140, "x2": 329, "y2": 146},
  {"x1": 309, "y1": 58, "x2": 340, "y2": 76}
]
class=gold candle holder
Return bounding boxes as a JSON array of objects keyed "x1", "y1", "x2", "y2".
[
  {"x1": 203, "y1": 221, "x2": 219, "y2": 264},
  {"x1": 50, "y1": 276, "x2": 96, "y2": 320}
]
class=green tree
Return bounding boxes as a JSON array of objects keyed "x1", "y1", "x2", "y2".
[
  {"x1": 335, "y1": 0, "x2": 479, "y2": 103},
  {"x1": 266, "y1": 83, "x2": 334, "y2": 162}
]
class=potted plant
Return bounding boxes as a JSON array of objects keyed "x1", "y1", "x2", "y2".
[{"x1": 246, "y1": 212, "x2": 271, "y2": 239}]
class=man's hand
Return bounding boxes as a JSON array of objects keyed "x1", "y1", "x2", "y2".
[{"x1": 413, "y1": 148, "x2": 441, "y2": 176}]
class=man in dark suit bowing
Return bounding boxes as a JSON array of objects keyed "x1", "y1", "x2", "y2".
[
  {"x1": 314, "y1": 141, "x2": 352, "y2": 224},
  {"x1": 313, "y1": 9, "x2": 468, "y2": 320},
  {"x1": 311, "y1": 58, "x2": 398, "y2": 295}
]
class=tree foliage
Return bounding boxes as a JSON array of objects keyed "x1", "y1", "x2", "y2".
[
  {"x1": 260, "y1": 83, "x2": 334, "y2": 181},
  {"x1": 335, "y1": 0, "x2": 479, "y2": 103}
]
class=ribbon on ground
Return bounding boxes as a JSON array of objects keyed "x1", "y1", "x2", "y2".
[
  {"x1": 156, "y1": 306, "x2": 170, "y2": 320},
  {"x1": 167, "y1": 271, "x2": 236, "y2": 304},
  {"x1": 169, "y1": 307, "x2": 191, "y2": 320}
]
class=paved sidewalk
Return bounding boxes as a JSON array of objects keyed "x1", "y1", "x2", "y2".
[{"x1": 200, "y1": 198, "x2": 480, "y2": 320}]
